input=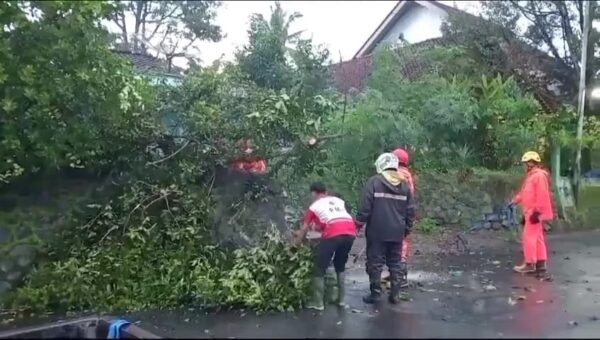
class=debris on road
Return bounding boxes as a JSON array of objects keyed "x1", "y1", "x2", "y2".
[
  {"x1": 399, "y1": 293, "x2": 412, "y2": 301},
  {"x1": 524, "y1": 286, "x2": 536, "y2": 293},
  {"x1": 483, "y1": 284, "x2": 497, "y2": 291},
  {"x1": 0, "y1": 318, "x2": 14, "y2": 325},
  {"x1": 418, "y1": 287, "x2": 437, "y2": 293},
  {"x1": 589, "y1": 316, "x2": 599, "y2": 322},
  {"x1": 568, "y1": 320, "x2": 578, "y2": 326}
]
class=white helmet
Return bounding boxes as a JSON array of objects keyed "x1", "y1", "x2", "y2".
[{"x1": 375, "y1": 153, "x2": 399, "y2": 174}]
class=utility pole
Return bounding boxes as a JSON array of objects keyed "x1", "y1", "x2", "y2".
[{"x1": 574, "y1": 0, "x2": 592, "y2": 199}]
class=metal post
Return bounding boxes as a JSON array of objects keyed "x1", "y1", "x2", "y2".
[{"x1": 574, "y1": 0, "x2": 592, "y2": 200}]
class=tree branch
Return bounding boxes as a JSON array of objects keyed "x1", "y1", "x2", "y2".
[
  {"x1": 268, "y1": 133, "x2": 346, "y2": 175},
  {"x1": 509, "y1": 0, "x2": 572, "y2": 71},
  {"x1": 146, "y1": 4, "x2": 179, "y2": 42},
  {"x1": 576, "y1": 0, "x2": 584, "y2": 32},
  {"x1": 556, "y1": 1, "x2": 580, "y2": 72},
  {"x1": 146, "y1": 139, "x2": 191, "y2": 166}
]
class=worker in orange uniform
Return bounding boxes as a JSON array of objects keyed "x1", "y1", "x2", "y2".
[
  {"x1": 381, "y1": 148, "x2": 415, "y2": 288},
  {"x1": 511, "y1": 151, "x2": 554, "y2": 274},
  {"x1": 230, "y1": 139, "x2": 268, "y2": 174}
]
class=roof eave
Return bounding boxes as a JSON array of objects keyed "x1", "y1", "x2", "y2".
[
  {"x1": 353, "y1": 1, "x2": 410, "y2": 59},
  {"x1": 353, "y1": 1, "x2": 454, "y2": 59}
]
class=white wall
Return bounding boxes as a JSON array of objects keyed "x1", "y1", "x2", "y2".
[{"x1": 379, "y1": 4, "x2": 448, "y2": 45}]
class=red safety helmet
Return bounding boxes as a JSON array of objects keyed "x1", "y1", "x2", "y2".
[{"x1": 392, "y1": 148, "x2": 410, "y2": 166}]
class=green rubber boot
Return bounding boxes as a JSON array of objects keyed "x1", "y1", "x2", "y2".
[
  {"x1": 336, "y1": 272, "x2": 348, "y2": 308},
  {"x1": 307, "y1": 277, "x2": 325, "y2": 311},
  {"x1": 325, "y1": 269, "x2": 338, "y2": 304}
]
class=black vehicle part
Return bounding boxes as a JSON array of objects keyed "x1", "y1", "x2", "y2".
[{"x1": 0, "y1": 316, "x2": 161, "y2": 339}]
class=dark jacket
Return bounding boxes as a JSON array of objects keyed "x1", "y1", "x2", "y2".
[{"x1": 356, "y1": 171, "x2": 416, "y2": 242}]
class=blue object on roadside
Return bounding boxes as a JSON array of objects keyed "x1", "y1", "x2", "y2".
[{"x1": 107, "y1": 319, "x2": 131, "y2": 339}]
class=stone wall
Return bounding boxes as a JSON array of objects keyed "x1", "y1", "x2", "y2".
[
  {"x1": 417, "y1": 169, "x2": 523, "y2": 228},
  {"x1": 0, "y1": 204, "x2": 53, "y2": 298},
  {"x1": 0, "y1": 176, "x2": 101, "y2": 300}
]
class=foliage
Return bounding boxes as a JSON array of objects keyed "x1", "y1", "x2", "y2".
[
  {"x1": 5, "y1": 167, "x2": 313, "y2": 313},
  {"x1": 235, "y1": 1, "x2": 330, "y2": 94},
  {"x1": 337, "y1": 47, "x2": 539, "y2": 169},
  {"x1": 415, "y1": 217, "x2": 440, "y2": 235},
  {"x1": 0, "y1": 0, "x2": 339, "y2": 314},
  {"x1": 481, "y1": 0, "x2": 600, "y2": 85},
  {"x1": 0, "y1": 1, "x2": 159, "y2": 186},
  {"x1": 108, "y1": 1, "x2": 222, "y2": 68},
  {"x1": 309, "y1": 46, "x2": 541, "y2": 205},
  {"x1": 0, "y1": 0, "x2": 569, "y2": 316}
]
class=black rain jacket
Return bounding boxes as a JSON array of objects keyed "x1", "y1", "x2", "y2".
[{"x1": 356, "y1": 171, "x2": 416, "y2": 242}]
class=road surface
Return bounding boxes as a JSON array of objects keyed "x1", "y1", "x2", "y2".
[
  {"x1": 1, "y1": 230, "x2": 599, "y2": 338},
  {"x1": 132, "y1": 230, "x2": 600, "y2": 338}
]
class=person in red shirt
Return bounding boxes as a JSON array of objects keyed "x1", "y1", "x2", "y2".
[
  {"x1": 511, "y1": 151, "x2": 554, "y2": 274},
  {"x1": 294, "y1": 182, "x2": 357, "y2": 310},
  {"x1": 230, "y1": 139, "x2": 268, "y2": 174},
  {"x1": 381, "y1": 148, "x2": 415, "y2": 288}
]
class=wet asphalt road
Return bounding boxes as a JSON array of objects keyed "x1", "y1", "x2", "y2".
[
  {"x1": 131, "y1": 230, "x2": 600, "y2": 338},
  {"x1": 1, "y1": 230, "x2": 599, "y2": 338}
]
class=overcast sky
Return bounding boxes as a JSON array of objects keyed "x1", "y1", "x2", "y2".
[{"x1": 193, "y1": 1, "x2": 481, "y2": 66}]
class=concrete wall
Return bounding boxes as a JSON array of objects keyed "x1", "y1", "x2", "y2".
[{"x1": 379, "y1": 4, "x2": 448, "y2": 45}]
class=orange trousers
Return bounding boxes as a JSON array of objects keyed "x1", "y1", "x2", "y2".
[
  {"x1": 401, "y1": 236, "x2": 411, "y2": 262},
  {"x1": 522, "y1": 216, "x2": 547, "y2": 263}
]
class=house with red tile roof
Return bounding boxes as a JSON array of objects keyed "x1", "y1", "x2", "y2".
[
  {"x1": 330, "y1": 0, "x2": 573, "y2": 115},
  {"x1": 331, "y1": 1, "x2": 462, "y2": 94}
]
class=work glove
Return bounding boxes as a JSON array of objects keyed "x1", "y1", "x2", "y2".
[{"x1": 529, "y1": 211, "x2": 541, "y2": 224}]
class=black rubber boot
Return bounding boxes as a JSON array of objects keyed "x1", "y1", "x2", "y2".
[
  {"x1": 535, "y1": 260, "x2": 547, "y2": 273},
  {"x1": 389, "y1": 283, "x2": 401, "y2": 304},
  {"x1": 363, "y1": 275, "x2": 382, "y2": 304},
  {"x1": 388, "y1": 270, "x2": 402, "y2": 304},
  {"x1": 399, "y1": 262, "x2": 409, "y2": 289}
]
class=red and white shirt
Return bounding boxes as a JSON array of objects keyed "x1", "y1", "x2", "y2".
[{"x1": 303, "y1": 196, "x2": 356, "y2": 239}]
